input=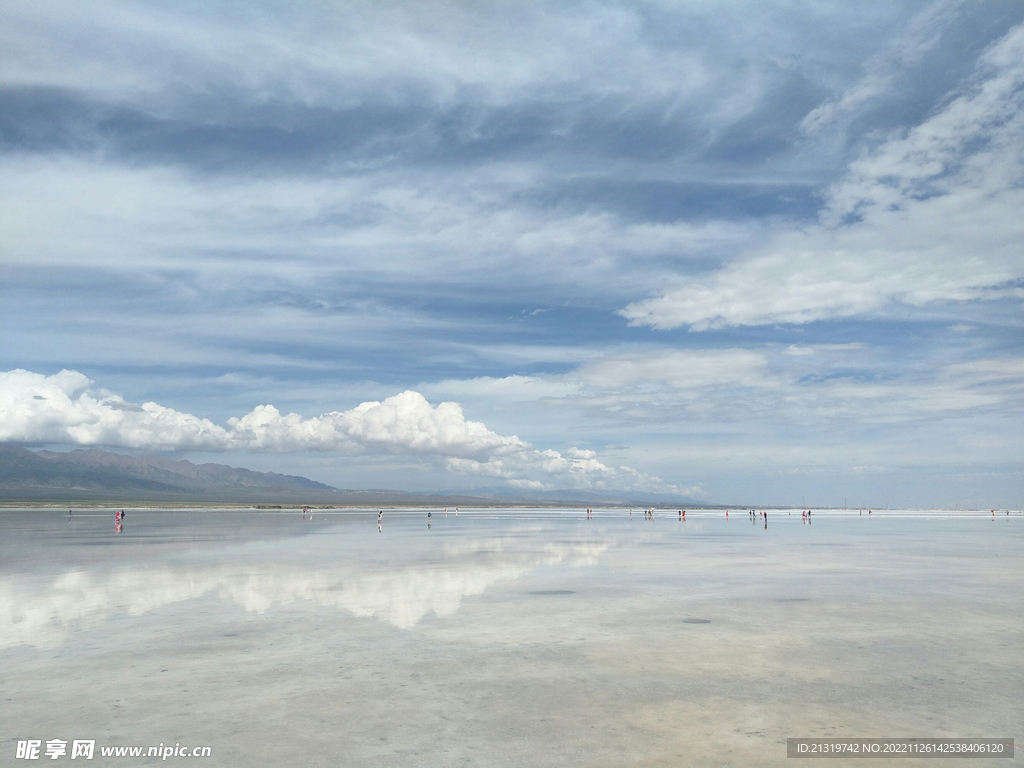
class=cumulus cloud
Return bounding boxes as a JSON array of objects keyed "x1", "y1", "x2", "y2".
[
  {"x1": 0, "y1": 369, "x2": 231, "y2": 451},
  {"x1": 621, "y1": 22, "x2": 1024, "y2": 331},
  {"x1": 0, "y1": 369, "x2": 685, "y2": 493}
]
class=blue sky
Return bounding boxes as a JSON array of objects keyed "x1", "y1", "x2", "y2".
[{"x1": 2, "y1": 0, "x2": 1023, "y2": 506}]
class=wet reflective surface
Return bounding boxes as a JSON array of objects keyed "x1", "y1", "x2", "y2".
[{"x1": 2, "y1": 509, "x2": 1022, "y2": 766}]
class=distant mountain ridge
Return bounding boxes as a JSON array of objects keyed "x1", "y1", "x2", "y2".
[
  {"x1": 0, "y1": 444, "x2": 337, "y2": 497},
  {"x1": 33, "y1": 448, "x2": 332, "y2": 491},
  {"x1": 0, "y1": 445, "x2": 707, "y2": 506}
]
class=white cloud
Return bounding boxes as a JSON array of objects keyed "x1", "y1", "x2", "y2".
[
  {"x1": 783, "y1": 343, "x2": 866, "y2": 357},
  {"x1": 0, "y1": 369, "x2": 232, "y2": 451},
  {"x1": 621, "y1": 22, "x2": 1024, "y2": 331},
  {"x1": 226, "y1": 391, "x2": 527, "y2": 457},
  {"x1": 0, "y1": 369, "x2": 685, "y2": 493}
]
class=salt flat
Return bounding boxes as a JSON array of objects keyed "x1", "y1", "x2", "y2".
[{"x1": 2, "y1": 509, "x2": 1022, "y2": 767}]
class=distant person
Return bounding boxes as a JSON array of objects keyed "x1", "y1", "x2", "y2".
[{"x1": 629, "y1": 509, "x2": 632, "y2": 519}]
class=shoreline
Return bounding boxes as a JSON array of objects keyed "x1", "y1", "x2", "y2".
[{"x1": 2, "y1": 502, "x2": 1018, "y2": 513}]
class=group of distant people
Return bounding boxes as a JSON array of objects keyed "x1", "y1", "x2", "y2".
[
  {"x1": 593, "y1": 507, "x2": 693, "y2": 520},
  {"x1": 746, "y1": 509, "x2": 768, "y2": 529},
  {"x1": 371, "y1": 507, "x2": 465, "y2": 531},
  {"x1": 624, "y1": 508, "x2": 655, "y2": 520},
  {"x1": 425, "y1": 508, "x2": 457, "y2": 529}
]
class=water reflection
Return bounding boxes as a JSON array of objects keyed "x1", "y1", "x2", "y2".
[{"x1": 0, "y1": 537, "x2": 607, "y2": 649}]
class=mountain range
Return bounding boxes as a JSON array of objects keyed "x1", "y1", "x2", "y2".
[{"x1": 0, "y1": 445, "x2": 704, "y2": 507}]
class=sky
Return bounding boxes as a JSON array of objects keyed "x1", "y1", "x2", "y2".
[{"x1": 1, "y1": 0, "x2": 1023, "y2": 507}]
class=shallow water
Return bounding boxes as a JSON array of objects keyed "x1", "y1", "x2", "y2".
[{"x1": 2, "y1": 508, "x2": 1022, "y2": 766}]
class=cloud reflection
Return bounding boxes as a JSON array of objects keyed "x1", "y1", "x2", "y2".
[{"x1": 0, "y1": 539, "x2": 607, "y2": 649}]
